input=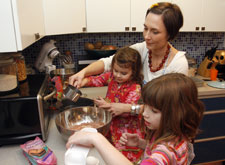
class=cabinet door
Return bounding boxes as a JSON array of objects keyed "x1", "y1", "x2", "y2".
[
  {"x1": 202, "y1": 0, "x2": 225, "y2": 31},
  {"x1": 131, "y1": 0, "x2": 171, "y2": 32},
  {"x1": 86, "y1": 0, "x2": 130, "y2": 32},
  {"x1": 15, "y1": 0, "x2": 45, "y2": 50},
  {"x1": 43, "y1": 0, "x2": 86, "y2": 35},
  {"x1": 0, "y1": 0, "x2": 45, "y2": 52},
  {"x1": 172, "y1": 0, "x2": 202, "y2": 32},
  {"x1": 0, "y1": 1, "x2": 18, "y2": 52}
]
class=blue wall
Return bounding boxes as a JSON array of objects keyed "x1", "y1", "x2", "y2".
[{"x1": 22, "y1": 32, "x2": 225, "y2": 72}]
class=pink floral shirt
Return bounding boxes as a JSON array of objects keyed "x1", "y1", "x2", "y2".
[{"x1": 87, "y1": 72, "x2": 144, "y2": 163}]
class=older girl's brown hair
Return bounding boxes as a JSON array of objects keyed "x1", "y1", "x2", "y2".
[
  {"x1": 142, "y1": 73, "x2": 204, "y2": 146},
  {"x1": 111, "y1": 47, "x2": 143, "y2": 84},
  {"x1": 146, "y1": 2, "x2": 183, "y2": 40}
]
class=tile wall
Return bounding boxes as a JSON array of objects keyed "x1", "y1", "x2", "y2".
[{"x1": 22, "y1": 32, "x2": 225, "y2": 72}]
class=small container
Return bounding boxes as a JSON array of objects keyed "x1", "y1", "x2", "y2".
[
  {"x1": 0, "y1": 56, "x2": 18, "y2": 92},
  {"x1": 63, "y1": 84, "x2": 82, "y2": 102},
  {"x1": 13, "y1": 54, "x2": 27, "y2": 82}
]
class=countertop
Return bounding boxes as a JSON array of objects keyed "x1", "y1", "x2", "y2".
[
  {"x1": 0, "y1": 115, "x2": 106, "y2": 165},
  {"x1": 80, "y1": 76, "x2": 225, "y2": 100}
]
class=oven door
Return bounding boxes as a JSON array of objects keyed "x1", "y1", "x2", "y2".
[{"x1": 0, "y1": 97, "x2": 42, "y2": 145}]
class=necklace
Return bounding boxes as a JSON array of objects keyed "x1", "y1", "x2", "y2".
[{"x1": 148, "y1": 44, "x2": 171, "y2": 72}]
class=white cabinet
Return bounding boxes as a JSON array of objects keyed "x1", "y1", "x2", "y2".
[
  {"x1": 86, "y1": 0, "x2": 130, "y2": 32},
  {"x1": 0, "y1": 0, "x2": 45, "y2": 53},
  {"x1": 131, "y1": 0, "x2": 171, "y2": 32},
  {"x1": 43, "y1": 0, "x2": 86, "y2": 35},
  {"x1": 86, "y1": 0, "x2": 171, "y2": 32},
  {"x1": 173, "y1": 0, "x2": 225, "y2": 32}
]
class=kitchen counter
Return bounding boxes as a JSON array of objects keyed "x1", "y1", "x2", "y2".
[
  {"x1": 79, "y1": 77, "x2": 225, "y2": 100},
  {"x1": 195, "y1": 76, "x2": 225, "y2": 99},
  {"x1": 0, "y1": 115, "x2": 106, "y2": 165}
]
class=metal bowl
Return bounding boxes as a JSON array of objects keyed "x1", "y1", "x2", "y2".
[{"x1": 55, "y1": 106, "x2": 112, "y2": 141}]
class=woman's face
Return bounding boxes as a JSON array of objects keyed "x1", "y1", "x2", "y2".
[
  {"x1": 143, "y1": 13, "x2": 169, "y2": 51},
  {"x1": 143, "y1": 105, "x2": 161, "y2": 130},
  {"x1": 112, "y1": 62, "x2": 132, "y2": 84}
]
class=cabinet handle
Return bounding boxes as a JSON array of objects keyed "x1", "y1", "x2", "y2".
[
  {"x1": 201, "y1": 27, "x2": 205, "y2": 31},
  {"x1": 195, "y1": 27, "x2": 200, "y2": 31},
  {"x1": 125, "y1": 27, "x2": 129, "y2": 31},
  {"x1": 35, "y1": 33, "x2": 40, "y2": 40},
  {"x1": 132, "y1": 27, "x2": 136, "y2": 31},
  {"x1": 82, "y1": 27, "x2": 87, "y2": 32}
]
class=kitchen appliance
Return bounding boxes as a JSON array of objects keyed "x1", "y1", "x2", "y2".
[
  {"x1": 34, "y1": 40, "x2": 60, "y2": 74},
  {"x1": 0, "y1": 74, "x2": 56, "y2": 145},
  {"x1": 34, "y1": 40, "x2": 75, "y2": 74}
]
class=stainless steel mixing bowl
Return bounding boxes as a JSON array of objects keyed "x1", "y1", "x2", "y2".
[{"x1": 55, "y1": 106, "x2": 112, "y2": 141}]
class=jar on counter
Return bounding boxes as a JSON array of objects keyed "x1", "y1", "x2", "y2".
[
  {"x1": 0, "y1": 56, "x2": 18, "y2": 93},
  {"x1": 13, "y1": 53, "x2": 27, "y2": 82}
]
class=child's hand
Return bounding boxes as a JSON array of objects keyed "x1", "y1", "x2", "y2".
[
  {"x1": 66, "y1": 131, "x2": 98, "y2": 149},
  {"x1": 119, "y1": 133, "x2": 139, "y2": 147},
  {"x1": 94, "y1": 97, "x2": 110, "y2": 108}
]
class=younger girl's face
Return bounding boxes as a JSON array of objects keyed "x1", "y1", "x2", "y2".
[
  {"x1": 143, "y1": 105, "x2": 161, "y2": 130},
  {"x1": 112, "y1": 62, "x2": 132, "y2": 84}
]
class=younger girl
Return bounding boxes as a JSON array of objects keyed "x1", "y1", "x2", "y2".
[
  {"x1": 80, "y1": 46, "x2": 144, "y2": 162},
  {"x1": 66, "y1": 73, "x2": 205, "y2": 165}
]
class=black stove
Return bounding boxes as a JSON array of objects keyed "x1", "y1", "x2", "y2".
[{"x1": 0, "y1": 74, "x2": 52, "y2": 146}]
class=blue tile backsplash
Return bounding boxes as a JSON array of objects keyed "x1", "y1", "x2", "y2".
[{"x1": 22, "y1": 32, "x2": 225, "y2": 72}]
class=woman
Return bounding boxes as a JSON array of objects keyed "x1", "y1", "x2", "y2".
[{"x1": 69, "y1": 3, "x2": 188, "y2": 118}]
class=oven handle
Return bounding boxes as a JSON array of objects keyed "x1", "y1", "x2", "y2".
[{"x1": 43, "y1": 85, "x2": 57, "y2": 101}]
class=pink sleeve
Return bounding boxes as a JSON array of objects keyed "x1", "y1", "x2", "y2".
[
  {"x1": 141, "y1": 144, "x2": 171, "y2": 165},
  {"x1": 124, "y1": 84, "x2": 141, "y2": 104},
  {"x1": 86, "y1": 72, "x2": 111, "y2": 87},
  {"x1": 141, "y1": 143, "x2": 187, "y2": 165}
]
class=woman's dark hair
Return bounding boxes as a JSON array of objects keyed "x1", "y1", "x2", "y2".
[
  {"x1": 146, "y1": 2, "x2": 183, "y2": 40},
  {"x1": 142, "y1": 73, "x2": 205, "y2": 146},
  {"x1": 111, "y1": 47, "x2": 143, "y2": 84}
]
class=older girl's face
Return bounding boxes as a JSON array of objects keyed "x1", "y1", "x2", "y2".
[
  {"x1": 143, "y1": 105, "x2": 161, "y2": 130},
  {"x1": 143, "y1": 13, "x2": 168, "y2": 51}
]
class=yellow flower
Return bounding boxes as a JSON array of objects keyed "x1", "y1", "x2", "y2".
[{"x1": 150, "y1": 3, "x2": 159, "y2": 8}]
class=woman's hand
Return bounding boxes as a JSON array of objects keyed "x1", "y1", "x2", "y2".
[
  {"x1": 119, "y1": 133, "x2": 140, "y2": 147},
  {"x1": 69, "y1": 70, "x2": 85, "y2": 88}
]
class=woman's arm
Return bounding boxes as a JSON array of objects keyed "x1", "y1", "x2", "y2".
[
  {"x1": 66, "y1": 132, "x2": 132, "y2": 165},
  {"x1": 69, "y1": 60, "x2": 105, "y2": 88}
]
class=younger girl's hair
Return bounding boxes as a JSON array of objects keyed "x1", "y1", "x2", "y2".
[
  {"x1": 142, "y1": 73, "x2": 204, "y2": 146},
  {"x1": 146, "y1": 2, "x2": 183, "y2": 41},
  {"x1": 111, "y1": 47, "x2": 143, "y2": 84}
]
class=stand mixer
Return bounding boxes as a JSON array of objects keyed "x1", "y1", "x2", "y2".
[{"x1": 35, "y1": 40, "x2": 62, "y2": 73}]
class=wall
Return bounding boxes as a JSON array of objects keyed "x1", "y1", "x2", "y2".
[{"x1": 22, "y1": 32, "x2": 225, "y2": 72}]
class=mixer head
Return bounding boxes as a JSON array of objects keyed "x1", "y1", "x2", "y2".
[{"x1": 34, "y1": 40, "x2": 60, "y2": 73}]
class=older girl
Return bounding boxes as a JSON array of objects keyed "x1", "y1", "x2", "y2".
[{"x1": 66, "y1": 73, "x2": 205, "y2": 165}]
